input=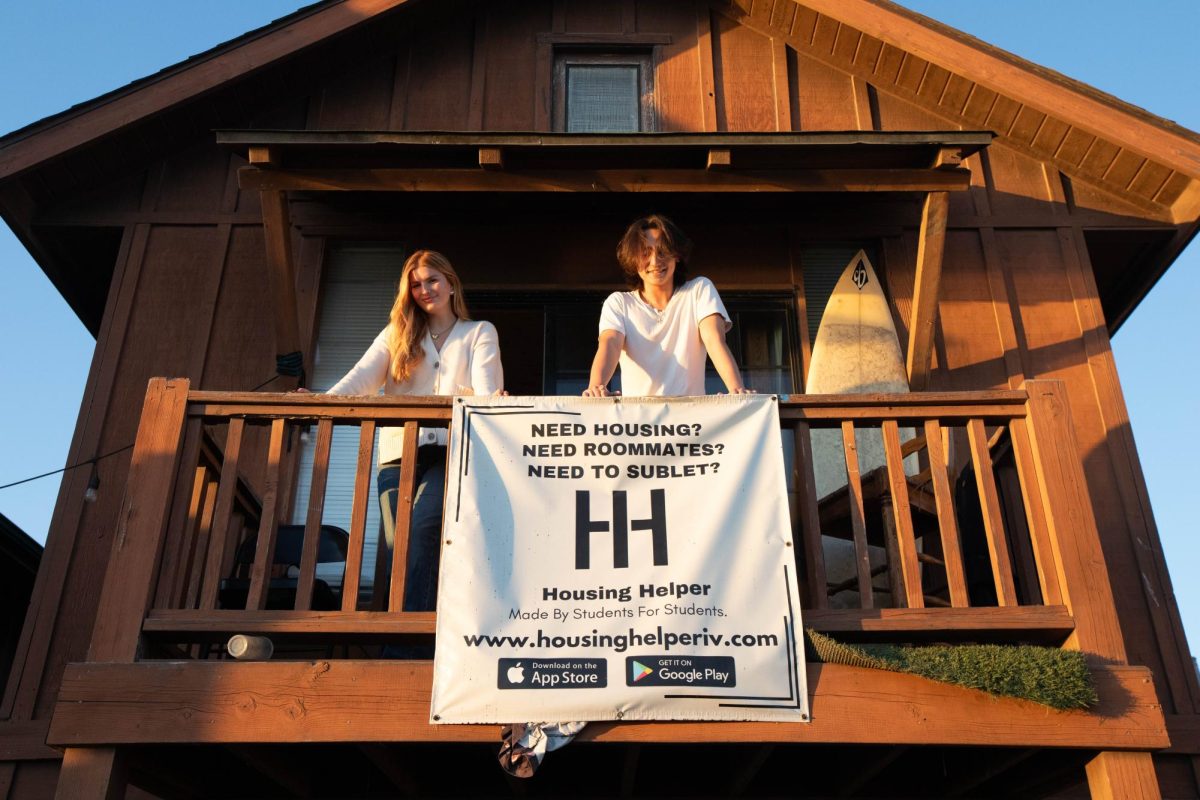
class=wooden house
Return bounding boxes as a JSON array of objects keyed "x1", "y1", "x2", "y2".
[
  {"x1": 0, "y1": 514, "x2": 42, "y2": 706},
  {"x1": 1, "y1": 0, "x2": 1198, "y2": 796}
]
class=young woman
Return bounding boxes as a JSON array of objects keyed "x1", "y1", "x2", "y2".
[
  {"x1": 583, "y1": 214, "x2": 752, "y2": 397},
  {"x1": 328, "y1": 249, "x2": 503, "y2": 612}
]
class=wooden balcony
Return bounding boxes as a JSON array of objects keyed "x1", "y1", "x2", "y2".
[{"x1": 47, "y1": 379, "x2": 1168, "y2": 797}]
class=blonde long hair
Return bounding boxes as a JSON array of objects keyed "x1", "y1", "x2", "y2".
[{"x1": 385, "y1": 250, "x2": 471, "y2": 383}]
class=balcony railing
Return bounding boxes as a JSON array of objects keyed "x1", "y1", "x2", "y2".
[
  {"x1": 48, "y1": 377, "x2": 1166, "y2": 759},
  {"x1": 84, "y1": 379, "x2": 1106, "y2": 656}
]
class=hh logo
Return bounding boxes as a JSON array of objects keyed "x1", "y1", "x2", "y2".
[{"x1": 575, "y1": 489, "x2": 668, "y2": 569}]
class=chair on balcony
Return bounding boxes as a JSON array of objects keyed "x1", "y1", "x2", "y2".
[
  {"x1": 218, "y1": 524, "x2": 350, "y2": 611},
  {"x1": 815, "y1": 424, "x2": 1035, "y2": 610},
  {"x1": 816, "y1": 432, "x2": 944, "y2": 608}
]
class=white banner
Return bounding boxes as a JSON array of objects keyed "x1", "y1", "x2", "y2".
[{"x1": 430, "y1": 395, "x2": 809, "y2": 724}]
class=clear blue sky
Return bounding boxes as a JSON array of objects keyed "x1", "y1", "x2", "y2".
[{"x1": 1, "y1": 2, "x2": 1196, "y2": 651}]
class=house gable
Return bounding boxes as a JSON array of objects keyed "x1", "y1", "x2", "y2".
[{"x1": 0, "y1": 0, "x2": 1197, "y2": 335}]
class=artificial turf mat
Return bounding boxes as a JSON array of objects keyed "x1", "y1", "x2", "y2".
[{"x1": 807, "y1": 630, "x2": 1098, "y2": 710}]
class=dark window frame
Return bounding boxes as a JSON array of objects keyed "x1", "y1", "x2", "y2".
[{"x1": 552, "y1": 49, "x2": 656, "y2": 133}]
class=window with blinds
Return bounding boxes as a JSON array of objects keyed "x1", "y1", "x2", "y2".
[
  {"x1": 566, "y1": 65, "x2": 640, "y2": 132},
  {"x1": 554, "y1": 51, "x2": 653, "y2": 132},
  {"x1": 291, "y1": 244, "x2": 406, "y2": 593}
]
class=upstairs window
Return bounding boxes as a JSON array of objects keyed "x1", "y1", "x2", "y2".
[{"x1": 554, "y1": 52, "x2": 654, "y2": 132}]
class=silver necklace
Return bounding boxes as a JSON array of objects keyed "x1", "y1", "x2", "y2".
[{"x1": 430, "y1": 319, "x2": 457, "y2": 340}]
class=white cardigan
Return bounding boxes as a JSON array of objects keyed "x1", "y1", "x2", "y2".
[{"x1": 328, "y1": 320, "x2": 503, "y2": 463}]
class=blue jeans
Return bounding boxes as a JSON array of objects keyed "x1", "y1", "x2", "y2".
[{"x1": 377, "y1": 445, "x2": 447, "y2": 613}]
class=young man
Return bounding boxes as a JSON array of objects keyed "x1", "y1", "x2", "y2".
[{"x1": 583, "y1": 214, "x2": 752, "y2": 397}]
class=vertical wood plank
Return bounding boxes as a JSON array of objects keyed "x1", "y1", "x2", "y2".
[
  {"x1": 153, "y1": 419, "x2": 202, "y2": 606},
  {"x1": 86, "y1": 378, "x2": 190, "y2": 662},
  {"x1": 787, "y1": 230, "x2": 813, "y2": 388},
  {"x1": 466, "y1": 10, "x2": 488, "y2": 131},
  {"x1": 1060, "y1": 225, "x2": 1200, "y2": 713},
  {"x1": 153, "y1": 418, "x2": 203, "y2": 610},
  {"x1": 388, "y1": 39, "x2": 411, "y2": 130},
  {"x1": 880, "y1": 503, "x2": 906, "y2": 608},
  {"x1": 534, "y1": 40, "x2": 553, "y2": 131},
  {"x1": 1023, "y1": 380, "x2": 1126, "y2": 660},
  {"x1": 792, "y1": 423, "x2": 827, "y2": 608},
  {"x1": 295, "y1": 418, "x2": 334, "y2": 611},
  {"x1": 1085, "y1": 751, "x2": 1161, "y2": 800},
  {"x1": 259, "y1": 189, "x2": 301, "y2": 388},
  {"x1": 198, "y1": 418, "x2": 245, "y2": 610},
  {"x1": 222, "y1": 512, "x2": 246, "y2": 585},
  {"x1": 341, "y1": 421, "x2": 377, "y2": 612},
  {"x1": 851, "y1": 77, "x2": 874, "y2": 131},
  {"x1": 770, "y1": 37, "x2": 791, "y2": 131},
  {"x1": 906, "y1": 191, "x2": 950, "y2": 390},
  {"x1": 621, "y1": 0, "x2": 636, "y2": 33},
  {"x1": 389, "y1": 422, "x2": 422, "y2": 612},
  {"x1": 999, "y1": 463, "x2": 1041, "y2": 605},
  {"x1": 696, "y1": 6, "x2": 719, "y2": 132},
  {"x1": 275, "y1": 426, "x2": 301, "y2": 539},
  {"x1": 924, "y1": 420, "x2": 969, "y2": 607},
  {"x1": 881, "y1": 420, "x2": 923, "y2": 608},
  {"x1": 966, "y1": 418, "x2": 1019, "y2": 606},
  {"x1": 54, "y1": 746, "x2": 126, "y2": 800},
  {"x1": 1008, "y1": 418, "x2": 1063, "y2": 605},
  {"x1": 839, "y1": 421, "x2": 873, "y2": 608},
  {"x1": 246, "y1": 419, "x2": 287, "y2": 611},
  {"x1": 182, "y1": 478, "x2": 219, "y2": 610},
  {"x1": 168, "y1": 467, "x2": 210, "y2": 609}
]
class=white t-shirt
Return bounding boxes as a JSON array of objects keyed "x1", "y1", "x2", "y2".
[
  {"x1": 328, "y1": 319, "x2": 503, "y2": 462},
  {"x1": 598, "y1": 276, "x2": 731, "y2": 397}
]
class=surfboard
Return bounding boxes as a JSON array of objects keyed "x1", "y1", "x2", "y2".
[{"x1": 804, "y1": 250, "x2": 914, "y2": 607}]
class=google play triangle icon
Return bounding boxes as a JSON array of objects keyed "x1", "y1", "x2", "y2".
[{"x1": 631, "y1": 660, "x2": 653, "y2": 682}]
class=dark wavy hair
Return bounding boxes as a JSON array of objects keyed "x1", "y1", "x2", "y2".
[{"x1": 615, "y1": 214, "x2": 692, "y2": 290}]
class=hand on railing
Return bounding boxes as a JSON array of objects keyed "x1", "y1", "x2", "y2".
[{"x1": 582, "y1": 384, "x2": 620, "y2": 397}]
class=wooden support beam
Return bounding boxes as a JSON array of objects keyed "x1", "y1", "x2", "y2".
[
  {"x1": 247, "y1": 145, "x2": 276, "y2": 166},
  {"x1": 727, "y1": 744, "x2": 773, "y2": 795},
  {"x1": 54, "y1": 747, "x2": 126, "y2": 800},
  {"x1": 145, "y1": 606, "x2": 436, "y2": 638},
  {"x1": 478, "y1": 146, "x2": 504, "y2": 170},
  {"x1": 1022, "y1": 380, "x2": 1126, "y2": 660},
  {"x1": 802, "y1": 605, "x2": 1072, "y2": 642},
  {"x1": 839, "y1": 747, "x2": 906, "y2": 796},
  {"x1": 706, "y1": 147, "x2": 732, "y2": 170},
  {"x1": 50, "y1": 661, "x2": 1167, "y2": 749},
  {"x1": 946, "y1": 749, "x2": 1034, "y2": 797},
  {"x1": 1164, "y1": 714, "x2": 1200, "y2": 755},
  {"x1": 87, "y1": 378, "x2": 190, "y2": 663},
  {"x1": 0, "y1": 721, "x2": 58, "y2": 761},
  {"x1": 140, "y1": 605, "x2": 1071, "y2": 642},
  {"x1": 1085, "y1": 751, "x2": 1161, "y2": 799},
  {"x1": 239, "y1": 166, "x2": 973, "y2": 193},
  {"x1": 360, "y1": 744, "x2": 420, "y2": 795},
  {"x1": 620, "y1": 743, "x2": 641, "y2": 797},
  {"x1": 226, "y1": 745, "x2": 314, "y2": 798},
  {"x1": 906, "y1": 191, "x2": 950, "y2": 390},
  {"x1": 258, "y1": 189, "x2": 302, "y2": 387},
  {"x1": 933, "y1": 147, "x2": 964, "y2": 169}
]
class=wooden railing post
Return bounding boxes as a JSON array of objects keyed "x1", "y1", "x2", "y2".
[
  {"x1": 1022, "y1": 379, "x2": 1124, "y2": 659},
  {"x1": 55, "y1": 377, "x2": 190, "y2": 800},
  {"x1": 1023, "y1": 379, "x2": 1161, "y2": 798}
]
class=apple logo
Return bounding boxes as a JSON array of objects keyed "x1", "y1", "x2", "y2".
[{"x1": 507, "y1": 663, "x2": 526, "y2": 684}]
